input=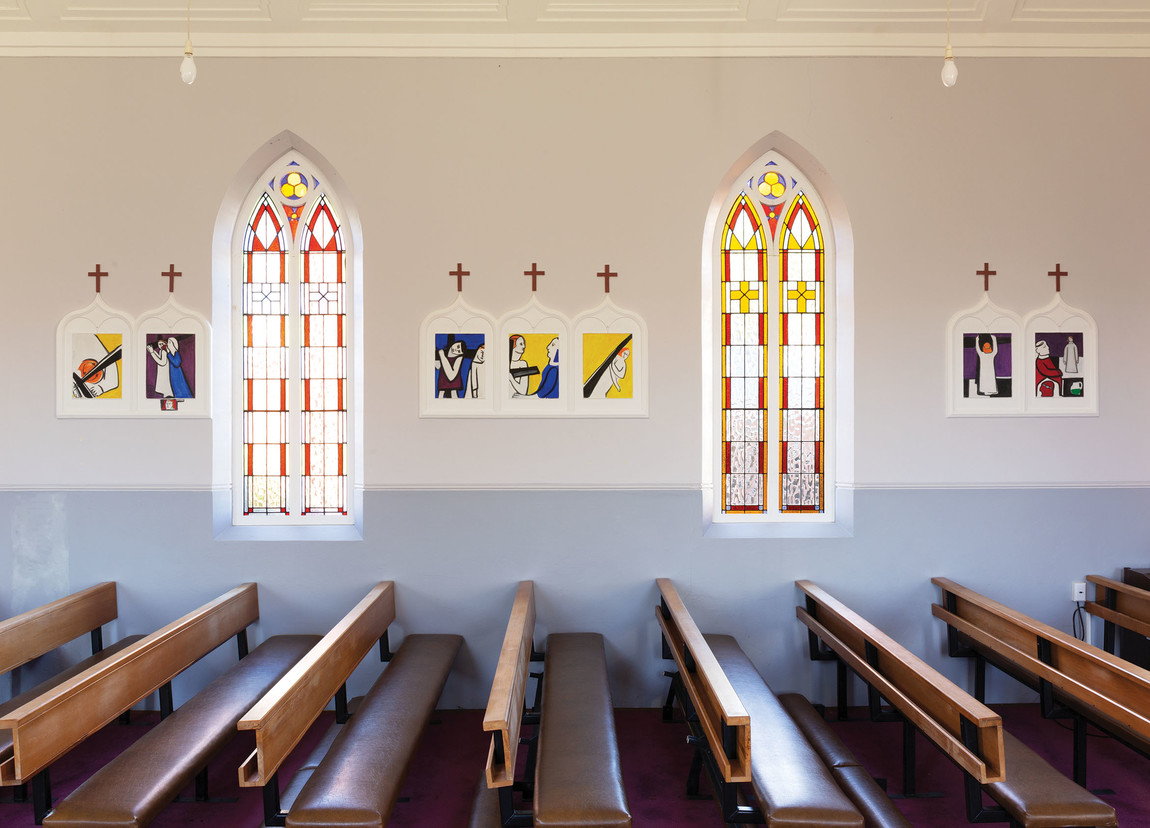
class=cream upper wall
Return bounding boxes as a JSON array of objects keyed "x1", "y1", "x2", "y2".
[{"x1": 1, "y1": 55, "x2": 1148, "y2": 490}]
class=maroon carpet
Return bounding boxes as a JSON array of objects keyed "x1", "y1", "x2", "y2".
[{"x1": 0, "y1": 704, "x2": 1146, "y2": 826}]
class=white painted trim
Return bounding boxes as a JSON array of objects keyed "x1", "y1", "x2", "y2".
[
  {"x1": 3, "y1": 32, "x2": 1150, "y2": 57},
  {"x1": 4, "y1": 481, "x2": 1150, "y2": 493}
]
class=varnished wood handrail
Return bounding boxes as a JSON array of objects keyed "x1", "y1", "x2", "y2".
[
  {"x1": 931, "y1": 577, "x2": 1150, "y2": 742},
  {"x1": 795, "y1": 580, "x2": 1005, "y2": 784},
  {"x1": 481, "y1": 581, "x2": 535, "y2": 788},
  {"x1": 0, "y1": 583, "x2": 259, "y2": 785},
  {"x1": 237, "y1": 581, "x2": 395, "y2": 788},
  {"x1": 656, "y1": 578, "x2": 751, "y2": 783},
  {"x1": 1085, "y1": 575, "x2": 1150, "y2": 640},
  {"x1": 0, "y1": 582, "x2": 118, "y2": 675}
]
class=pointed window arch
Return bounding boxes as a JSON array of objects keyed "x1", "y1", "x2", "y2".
[
  {"x1": 704, "y1": 134, "x2": 853, "y2": 535},
  {"x1": 214, "y1": 133, "x2": 363, "y2": 539}
]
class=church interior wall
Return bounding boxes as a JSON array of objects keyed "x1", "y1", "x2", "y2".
[{"x1": 1, "y1": 55, "x2": 1148, "y2": 708}]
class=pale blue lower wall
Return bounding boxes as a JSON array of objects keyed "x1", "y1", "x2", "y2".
[{"x1": 2, "y1": 487, "x2": 1145, "y2": 709}]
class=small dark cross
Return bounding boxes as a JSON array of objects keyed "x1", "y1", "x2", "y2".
[
  {"x1": 1048, "y1": 262, "x2": 1068, "y2": 292},
  {"x1": 450, "y1": 262, "x2": 470, "y2": 293},
  {"x1": 162, "y1": 264, "x2": 182, "y2": 293},
  {"x1": 977, "y1": 262, "x2": 996, "y2": 292},
  {"x1": 88, "y1": 264, "x2": 108, "y2": 293},
  {"x1": 597, "y1": 264, "x2": 617, "y2": 294},
  {"x1": 524, "y1": 262, "x2": 545, "y2": 292}
]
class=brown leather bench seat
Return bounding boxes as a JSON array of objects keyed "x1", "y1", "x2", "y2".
[
  {"x1": 533, "y1": 632, "x2": 630, "y2": 828},
  {"x1": 284, "y1": 633, "x2": 463, "y2": 828},
  {"x1": 989, "y1": 733, "x2": 1117, "y2": 828},
  {"x1": 42, "y1": 634, "x2": 320, "y2": 828},
  {"x1": 705, "y1": 635, "x2": 863, "y2": 827},
  {"x1": 778, "y1": 692, "x2": 913, "y2": 828},
  {"x1": 0, "y1": 634, "x2": 144, "y2": 762}
]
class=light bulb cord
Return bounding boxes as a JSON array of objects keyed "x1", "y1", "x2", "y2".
[{"x1": 185, "y1": 0, "x2": 193, "y2": 53}]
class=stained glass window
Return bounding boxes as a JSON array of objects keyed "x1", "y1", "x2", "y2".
[
  {"x1": 237, "y1": 159, "x2": 352, "y2": 523},
  {"x1": 715, "y1": 156, "x2": 832, "y2": 520}
]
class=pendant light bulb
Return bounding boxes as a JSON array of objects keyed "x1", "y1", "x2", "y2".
[
  {"x1": 941, "y1": 45, "x2": 958, "y2": 87},
  {"x1": 180, "y1": 39, "x2": 196, "y2": 85},
  {"x1": 941, "y1": 0, "x2": 957, "y2": 87},
  {"x1": 179, "y1": 1, "x2": 196, "y2": 85}
]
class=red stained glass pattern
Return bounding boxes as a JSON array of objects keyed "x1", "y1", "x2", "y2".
[
  {"x1": 242, "y1": 193, "x2": 289, "y2": 514},
  {"x1": 778, "y1": 193, "x2": 824, "y2": 513},
  {"x1": 298, "y1": 196, "x2": 347, "y2": 516}
]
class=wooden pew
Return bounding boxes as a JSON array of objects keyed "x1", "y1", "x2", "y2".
[
  {"x1": 1084, "y1": 574, "x2": 1150, "y2": 656},
  {"x1": 0, "y1": 583, "x2": 144, "y2": 813},
  {"x1": 0, "y1": 583, "x2": 278, "y2": 824},
  {"x1": 0, "y1": 583, "x2": 144, "y2": 760},
  {"x1": 237, "y1": 581, "x2": 462, "y2": 828},
  {"x1": 932, "y1": 576, "x2": 1150, "y2": 790},
  {"x1": 657, "y1": 577, "x2": 863, "y2": 826},
  {"x1": 800, "y1": 580, "x2": 1116, "y2": 827},
  {"x1": 470, "y1": 581, "x2": 630, "y2": 828}
]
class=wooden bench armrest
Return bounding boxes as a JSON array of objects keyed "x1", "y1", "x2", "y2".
[
  {"x1": 0, "y1": 582, "x2": 118, "y2": 675},
  {"x1": 656, "y1": 578, "x2": 750, "y2": 783},
  {"x1": 237, "y1": 581, "x2": 396, "y2": 788},
  {"x1": 0, "y1": 583, "x2": 259, "y2": 785},
  {"x1": 481, "y1": 581, "x2": 535, "y2": 788},
  {"x1": 932, "y1": 577, "x2": 1150, "y2": 744},
  {"x1": 1085, "y1": 575, "x2": 1150, "y2": 639},
  {"x1": 795, "y1": 580, "x2": 1004, "y2": 783}
]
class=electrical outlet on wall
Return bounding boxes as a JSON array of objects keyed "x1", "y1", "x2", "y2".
[{"x1": 1072, "y1": 582, "x2": 1087, "y2": 602}]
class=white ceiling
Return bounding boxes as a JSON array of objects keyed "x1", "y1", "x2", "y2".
[{"x1": 2, "y1": 0, "x2": 1150, "y2": 56}]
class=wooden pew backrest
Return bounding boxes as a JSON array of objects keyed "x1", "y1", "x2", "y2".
[
  {"x1": 0, "y1": 582, "x2": 118, "y2": 675},
  {"x1": 1086, "y1": 574, "x2": 1150, "y2": 640},
  {"x1": 796, "y1": 580, "x2": 1005, "y2": 783},
  {"x1": 0, "y1": 583, "x2": 259, "y2": 785},
  {"x1": 237, "y1": 581, "x2": 395, "y2": 788},
  {"x1": 931, "y1": 576, "x2": 1150, "y2": 746},
  {"x1": 481, "y1": 580, "x2": 535, "y2": 788},
  {"x1": 656, "y1": 578, "x2": 750, "y2": 783}
]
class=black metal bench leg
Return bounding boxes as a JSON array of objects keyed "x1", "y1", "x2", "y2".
[
  {"x1": 195, "y1": 766, "x2": 209, "y2": 801},
  {"x1": 662, "y1": 671, "x2": 680, "y2": 722},
  {"x1": 31, "y1": 769, "x2": 51, "y2": 825},
  {"x1": 1073, "y1": 713, "x2": 1088, "y2": 788},
  {"x1": 902, "y1": 718, "x2": 917, "y2": 796},
  {"x1": 262, "y1": 772, "x2": 286, "y2": 827},
  {"x1": 686, "y1": 744, "x2": 704, "y2": 797}
]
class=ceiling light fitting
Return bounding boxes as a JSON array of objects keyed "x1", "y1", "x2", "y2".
[
  {"x1": 941, "y1": 0, "x2": 957, "y2": 87},
  {"x1": 180, "y1": 0, "x2": 196, "y2": 85}
]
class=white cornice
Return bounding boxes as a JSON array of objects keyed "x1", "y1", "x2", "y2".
[{"x1": 2, "y1": 31, "x2": 1150, "y2": 57}]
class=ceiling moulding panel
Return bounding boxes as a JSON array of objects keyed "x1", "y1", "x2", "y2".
[
  {"x1": 303, "y1": 1, "x2": 507, "y2": 22},
  {"x1": 776, "y1": 0, "x2": 987, "y2": 23},
  {"x1": 1014, "y1": 0, "x2": 1150, "y2": 23},
  {"x1": 3, "y1": 30, "x2": 1150, "y2": 54},
  {"x1": 61, "y1": 1, "x2": 271, "y2": 22},
  {"x1": 539, "y1": 0, "x2": 748, "y2": 22},
  {"x1": 0, "y1": 1, "x2": 28, "y2": 21}
]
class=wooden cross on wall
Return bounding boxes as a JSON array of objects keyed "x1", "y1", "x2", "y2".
[
  {"x1": 525, "y1": 262, "x2": 545, "y2": 292},
  {"x1": 88, "y1": 264, "x2": 108, "y2": 293},
  {"x1": 450, "y1": 262, "x2": 470, "y2": 292},
  {"x1": 162, "y1": 264, "x2": 182, "y2": 293},
  {"x1": 1048, "y1": 263, "x2": 1068, "y2": 292},
  {"x1": 598, "y1": 264, "x2": 617, "y2": 293},
  {"x1": 977, "y1": 262, "x2": 996, "y2": 292}
]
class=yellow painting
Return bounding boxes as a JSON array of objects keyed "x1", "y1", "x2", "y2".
[
  {"x1": 508, "y1": 332, "x2": 561, "y2": 398},
  {"x1": 582, "y1": 333, "x2": 633, "y2": 399},
  {"x1": 71, "y1": 332, "x2": 123, "y2": 399}
]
